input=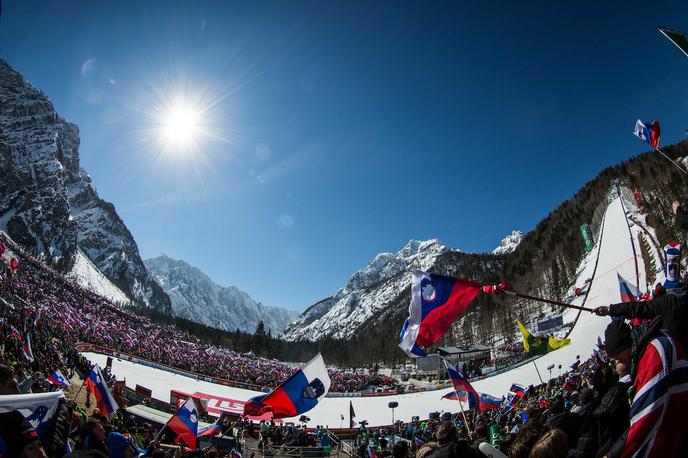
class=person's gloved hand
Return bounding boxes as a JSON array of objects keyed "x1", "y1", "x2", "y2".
[{"x1": 593, "y1": 306, "x2": 611, "y2": 316}]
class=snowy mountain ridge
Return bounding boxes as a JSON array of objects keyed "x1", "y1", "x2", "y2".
[
  {"x1": 0, "y1": 59, "x2": 171, "y2": 312},
  {"x1": 145, "y1": 255, "x2": 299, "y2": 335},
  {"x1": 282, "y1": 239, "x2": 450, "y2": 341},
  {"x1": 492, "y1": 230, "x2": 525, "y2": 255}
]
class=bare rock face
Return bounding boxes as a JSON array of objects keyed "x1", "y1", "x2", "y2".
[{"x1": 0, "y1": 59, "x2": 171, "y2": 313}]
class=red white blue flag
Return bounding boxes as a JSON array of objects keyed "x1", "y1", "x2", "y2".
[
  {"x1": 509, "y1": 384, "x2": 526, "y2": 398},
  {"x1": 22, "y1": 334, "x2": 34, "y2": 363},
  {"x1": 479, "y1": 393, "x2": 503, "y2": 411},
  {"x1": 399, "y1": 271, "x2": 481, "y2": 357},
  {"x1": 197, "y1": 416, "x2": 223, "y2": 438},
  {"x1": 618, "y1": 273, "x2": 639, "y2": 303},
  {"x1": 9, "y1": 325, "x2": 21, "y2": 341},
  {"x1": 47, "y1": 370, "x2": 70, "y2": 388},
  {"x1": 243, "y1": 354, "x2": 331, "y2": 419},
  {"x1": 634, "y1": 119, "x2": 661, "y2": 150},
  {"x1": 168, "y1": 396, "x2": 200, "y2": 449},
  {"x1": 85, "y1": 364, "x2": 119, "y2": 419}
]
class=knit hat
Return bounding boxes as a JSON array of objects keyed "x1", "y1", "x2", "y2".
[
  {"x1": 0, "y1": 411, "x2": 40, "y2": 457},
  {"x1": 605, "y1": 319, "x2": 632, "y2": 357}
]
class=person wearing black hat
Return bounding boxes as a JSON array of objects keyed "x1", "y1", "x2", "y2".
[
  {"x1": 602, "y1": 318, "x2": 688, "y2": 457},
  {"x1": 0, "y1": 411, "x2": 48, "y2": 458}
]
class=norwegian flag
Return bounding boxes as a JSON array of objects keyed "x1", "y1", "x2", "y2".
[{"x1": 623, "y1": 330, "x2": 688, "y2": 456}]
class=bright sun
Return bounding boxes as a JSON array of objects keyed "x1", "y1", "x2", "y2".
[{"x1": 159, "y1": 101, "x2": 201, "y2": 152}]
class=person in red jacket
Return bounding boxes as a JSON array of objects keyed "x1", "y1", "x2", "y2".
[{"x1": 603, "y1": 319, "x2": 688, "y2": 457}]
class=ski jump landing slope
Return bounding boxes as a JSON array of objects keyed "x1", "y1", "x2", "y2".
[{"x1": 83, "y1": 197, "x2": 640, "y2": 427}]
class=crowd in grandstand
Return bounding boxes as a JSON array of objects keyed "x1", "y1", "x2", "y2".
[{"x1": 0, "y1": 235, "x2": 394, "y2": 393}]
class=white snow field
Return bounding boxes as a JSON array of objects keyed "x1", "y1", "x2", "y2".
[{"x1": 83, "y1": 196, "x2": 642, "y2": 427}]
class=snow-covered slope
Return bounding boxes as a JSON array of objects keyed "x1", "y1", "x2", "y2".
[
  {"x1": 145, "y1": 255, "x2": 299, "y2": 335},
  {"x1": 0, "y1": 59, "x2": 170, "y2": 312},
  {"x1": 86, "y1": 194, "x2": 637, "y2": 427},
  {"x1": 67, "y1": 250, "x2": 131, "y2": 305},
  {"x1": 492, "y1": 230, "x2": 524, "y2": 255},
  {"x1": 282, "y1": 239, "x2": 450, "y2": 341}
]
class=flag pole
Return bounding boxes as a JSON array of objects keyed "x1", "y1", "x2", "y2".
[
  {"x1": 455, "y1": 393, "x2": 474, "y2": 438},
  {"x1": 655, "y1": 147, "x2": 688, "y2": 175},
  {"x1": 500, "y1": 290, "x2": 593, "y2": 312},
  {"x1": 532, "y1": 360, "x2": 544, "y2": 384}
]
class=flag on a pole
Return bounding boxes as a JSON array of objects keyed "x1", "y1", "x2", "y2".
[
  {"x1": 399, "y1": 271, "x2": 482, "y2": 358},
  {"x1": 617, "y1": 273, "x2": 639, "y2": 303},
  {"x1": 501, "y1": 392, "x2": 519, "y2": 413},
  {"x1": 167, "y1": 396, "x2": 200, "y2": 449},
  {"x1": 509, "y1": 384, "x2": 526, "y2": 398},
  {"x1": 243, "y1": 354, "x2": 331, "y2": 419},
  {"x1": 517, "y1": 321, "x2": 570, "y2": 355},
  {"x1": 85, "y1": 364, "x2": 119, "y2": 419},
  {"x1": 634, "y1": 119, "x2": 661, "y2": 150},
  {"x1": 444, "y1": 360, "x2": 478, "y2": 398},
  {"x1": 658, "y1": 26, "x2": 688, "y2": 58},
  {"x1": 47, "y1": 370, "x2": 70, "y2": 388},
  {"x1": 349, "y1": 400, "x2": 356, "y2": 428},
  {"x1": 441, "y1": 390, "x2": 479, "y2": 409},
  {"x1": 22, "y1": 334, "x2": 34, "y2": 363}
]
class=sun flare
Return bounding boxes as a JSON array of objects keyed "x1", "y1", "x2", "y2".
[{"x1": 159, "y1": 101, "x2": 201, "y2": 151}]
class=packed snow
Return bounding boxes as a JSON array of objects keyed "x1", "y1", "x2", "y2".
[
  {"x1": 492, "y1": 230, "x2": 525, "y2": 255},
  {"x1": 68, "y1": 250, "x2": 130, "y2": 305},
  {"x1": 84, "y1": 196, "x2": 638, "y2": 427}
]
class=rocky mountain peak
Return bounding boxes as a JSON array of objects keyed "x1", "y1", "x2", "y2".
[{"x1": 492, "y1": 230, "x2": 524, "y2": 255}]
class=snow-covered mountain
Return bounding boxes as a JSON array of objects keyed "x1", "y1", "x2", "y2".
[
  {"x1": 0, "y1": 59, "x2": 170, "y2": 312},
  {"x1": 282, "y1": 239, "x2": 450, "y2": 341},
  {"x1": 145, "y1": 255, "x2": 299, "y2": 335},
  {"x1": 492, "y1": 230, "x2": 525, "y2": 255}
]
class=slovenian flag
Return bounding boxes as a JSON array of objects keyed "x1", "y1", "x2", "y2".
[
  {"x1": 197, "y1": 416, "x2": 223, "y2": 438},
  {"x1": 167, "y1": 396, "x2": 200, "y2": 449},
  {"x1": 22, "y1": 335, "x2": 35, "y2": 363},
  {"x1": 634, "y1": 119, "x2": 661, "y2": 150},
  {"x1": 399, "y1": 271, "x2": 482, "y2": 358},
  {"x1": 85, "y1": 364, "x2": 119, "y2": 419},
  {"x1": 243, "y1": 354, "x2": 331, "y2": 419},
  {"x1": 47, "y1": 370, "x2": 71, "y2": 388},
  {"x1": 479, "y1": 393, "x2": 503, "y2": 411},
  {"x1": 501, "y1": 392, "x2": 519, "y2": 413},
  {"x1": 509, "y1": 384, "x2": 526, "y2": 398},
  {"x1": 9, "y1": 325, "x2": 21, "y2": 341},
  {"x1": 441, "y1": 390, "x2": 479, "y2": 409},
  {"x1": 617, "y1": 273, "x2": 639, "y2": 303}
]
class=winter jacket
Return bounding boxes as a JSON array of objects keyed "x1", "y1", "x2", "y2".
[
  {"x1": 610, "y1": 289, "x2": 688, "y2": 351},
  {"x1": 619, "y1": 322, "x2": 688, "y2": 457},
  {"x1": 573, "y1": 382, "x2": 630, "y2": 458}
]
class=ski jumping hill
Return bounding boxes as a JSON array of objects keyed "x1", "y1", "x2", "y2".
[{"x1": 83, "y1": 193, "x2": 643, "y2": 426}]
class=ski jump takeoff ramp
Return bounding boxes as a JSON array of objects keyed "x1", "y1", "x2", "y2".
[{"x1": 83, "y1": 197, "x2": 639, "y2": 427}]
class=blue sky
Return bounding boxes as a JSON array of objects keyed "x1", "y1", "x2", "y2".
[{"x1": 2, "y1": 1, "x2": 688, "y2": 311}]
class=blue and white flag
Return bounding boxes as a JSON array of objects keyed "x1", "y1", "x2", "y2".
[
  {"x1": 22, "y1": 334, "x2": 35, "y2": 363},
  {"x1": 0, "y1": 391, "x2": 65, "y2": 440},
  {"x1": 47, "y1": 370, "x2": 71, "y2": 388}
]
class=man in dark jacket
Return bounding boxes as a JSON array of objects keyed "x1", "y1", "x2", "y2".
[{"x1": 593, "y1": 287, "x2": 688, "y2": 351}]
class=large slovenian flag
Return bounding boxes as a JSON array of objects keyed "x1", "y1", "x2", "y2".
[
  {"x1": 22, "y1": 334, "x2": 35, "y2": 363},
  {"x1": 618, "y1": 273, "x2": 639, "y2": 303},
  {"x1": 168, "y1": 396, "x2": 200, "y2": 449},
  {"x1": 634, "y1": 119, "x2": 661, "y2": 150},
  {"x1": 84, "y1": 364, "x2": 119, "y2": 419},
  {"x1": 399, "y1": 271, "x2": 482, "y2": 357},
  {"x1": 243, "y1": 354, "x2": 331, "y2": 419}
]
